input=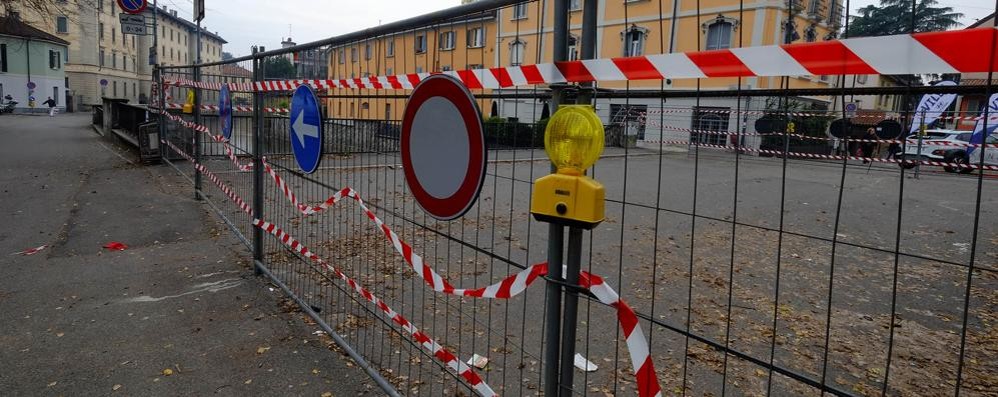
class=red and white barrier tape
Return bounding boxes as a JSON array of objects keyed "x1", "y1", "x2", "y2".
[
  {"x1": 263, "y1": 162, "x2": 663, "y2": 395},
  {"x1": 165, "y1": 28, "x2": 997, "y2": 92},
  {"x1": 642, "y1": 139, "x2": 998, "y2": 170},
  {"x1": 256, "y1": 217, "x2": 661, "y2": 397},
  {"x1": 161, "y1": 139, "x2": 255, "y2": 214},
  {"x1": 161, "y1": 134, "x2": 494, "y2": 395},
  {"x1": 252, "y1": 218, "x2": 497, "y2": 397},
  {"x1": 642, "y1": 120, "x2": 998, "y2": 149},
  {"x1": 12, "y1": 245, "x2": 47, "y2": 256},
  {"x1": 641, "y1": 108, "x2": 998, "y2": 122},
  {"x1": 159, "y1": 111, "x2": 254, "y2": 171}
]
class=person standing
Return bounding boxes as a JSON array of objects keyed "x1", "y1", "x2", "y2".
[
  {"x1": 42, "y1": 97, "x2": 57, "y2": 117},
  {"x1": 860, "y1": 127, "x2": 879, "y2": 164}
]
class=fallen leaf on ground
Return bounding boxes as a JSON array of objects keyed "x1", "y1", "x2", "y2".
[
  {"x1": 321, "y1": 393, "x2": 333, "y2": 397},
  {"x1": 162, "y1": 368, "x2": 174, "y2": 376},
  {"x1": 112, "y1": 384, "x2": 122, "y2": 391},
  {"x1": 47, "y1": 381, "x2": 57, "y2": 387},
  {"x1": 244, "y1": 379, "x2": 252, "y2": 385},
  {"x1": 256, "y1": 346, "x2": 270, "y2": 354}
]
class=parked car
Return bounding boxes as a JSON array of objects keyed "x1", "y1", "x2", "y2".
[
  {"x1": 936, "y1": 133, "x2": 998, "y2": 173},
  {"x1": 896, "y1": 129, "x2": 998, "y2": 172}
]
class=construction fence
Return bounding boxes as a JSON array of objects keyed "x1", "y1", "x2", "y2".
[{"x1": 151, "y1": 0, "x2": 997, "y2": 396}]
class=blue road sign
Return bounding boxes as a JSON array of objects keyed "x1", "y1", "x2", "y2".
[
  {"x1": 289, "y1": 85, "x2": 323, "y2": 174},
  {"x1": 219, "y1": 85, "x2": 233, "y2": 139}
]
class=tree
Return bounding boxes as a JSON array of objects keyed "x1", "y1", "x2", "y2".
[
  {"x1": 221, "y1": 51, "x2": 234, "y2": 61},
  {"x1": 847, "y1": 0, "x2": 963, "y2": 37},
  {"x1": 263, "y1": 56, "x2": 296, "y2": 80}
]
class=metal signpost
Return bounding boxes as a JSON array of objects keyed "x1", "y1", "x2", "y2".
[
  {"x1": 400, "y1": 74, "x2": 487, "y2": 221},
  {"x1": 289, "y1": 85, "x2": 323, "y2": 174}
]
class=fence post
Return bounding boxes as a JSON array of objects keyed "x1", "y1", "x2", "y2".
[
  {"x1": 252, "y1": 54, "x2": 264, "y2": 275},
  {"x1": 193, "y1": 63, "x2": 203, "y2": 200},
  {"x1": 543, "y1": 0, "x2": 571, "y2": 396},
  {"x1": 155, "y1": 66, "x2": 164, "y2": 150}
]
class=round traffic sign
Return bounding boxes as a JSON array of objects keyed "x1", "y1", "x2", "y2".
[
  {"x1": 26, "y1": 82, "x2": 36, "y2": 89},
  {"x1": 117, "y1": 0, "x2": 148, "y2": 14},
  {"x1": 401, "y1": 74, "x2": 486, "y2": 221},
  {"x1": 219, "y1": 85, "x2": 233, "y2": 139},
  {"x1": 100, "y1": 79, "x2": 108, "y2": 86},
  {"x1": 289, "y1": 85, "x2": 323, "y2": 174}
]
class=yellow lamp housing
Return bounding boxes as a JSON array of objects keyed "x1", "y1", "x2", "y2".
[
  {"x1": 530, "y1": 105, "x2": 606, "y2": 229},
  {"x1": 182, "y1": 90, "x2": 195, "y2": 114}
]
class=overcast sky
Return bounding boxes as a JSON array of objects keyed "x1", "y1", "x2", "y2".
[{"x1": 156, "y1": 0, "x2": 992, "y2": 58}]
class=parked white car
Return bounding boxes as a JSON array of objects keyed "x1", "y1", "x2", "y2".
[{"x1": 898, "y1": 130, "x2": 998, "y2": 173}]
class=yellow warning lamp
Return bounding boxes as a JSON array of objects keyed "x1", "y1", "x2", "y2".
[
  {"x1": 182, "y1": 90, "x2": 195, "y2": 114},
  {"x1": 530, "y1": 105, "x2": 605, "y2": 229},
  {"x1": 786, "y1": 121, "x2": 795, "y2": 134}
]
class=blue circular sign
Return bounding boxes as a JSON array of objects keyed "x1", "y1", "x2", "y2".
[
  {"x1": 26, "y1": 82, "x2": 36, "y2": 89},
  {"x1": 289, "y1": 85, "x2": 323, "y2": 174},
  {"x1": 219, "y1": 85, "x2": 233, "y2": 139}
]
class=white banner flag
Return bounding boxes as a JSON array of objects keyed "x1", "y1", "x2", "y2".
[{"x1": 909, "y1": 80, "x2": 958, "y2": 135}]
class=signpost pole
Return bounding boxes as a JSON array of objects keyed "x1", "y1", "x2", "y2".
[{"x1": 543, "y1": 1, "x2": 570, "y2": 396}]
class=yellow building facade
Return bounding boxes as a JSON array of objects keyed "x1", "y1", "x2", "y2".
[{"x1": 323, "y1": 0, "x2": 848, "y2": 147}]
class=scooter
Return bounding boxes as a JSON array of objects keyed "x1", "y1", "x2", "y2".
[{"x1": 1, "y1": 96, "x2": 17, "y2": 114}]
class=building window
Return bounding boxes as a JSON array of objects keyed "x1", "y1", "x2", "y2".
[
  {"x1": 338, "y1": 49, "x2": 345, "y2": 64},
  {"x1": 512, "y1": 3, "x2": 528, "y2": 19},
  {"x1": 570, "y1": 0, "x2": 582, "y2": 10},
  {"x1": 99, "y1": 48, "x2": 105, "y2": 67},
  {"x1": 56, "y1": 16, "x2": 68, "y2": 33},
  {"x1": 804, "y1": 24, "x2": 817, "y2": 42},
  {"x1": 439, "y1": 31, "x2": 456, "y2": 50},
  {"x1": 386, "y1": 67, "x2": 393, "y2": 75},
  {"x1": 98, "y1": 23, "x2": 105, "y2": 40},
  {"x1": 415, "y1": 35, "x2": 427, "y2": 53},
  {"x1": 0, "y1": 44, "x2": 7, "y2": 72},
  {"x1": 622, "y1": 25, "x2": 648, "y2": 57},
  {"x1": 350, "y1": 47, "x2": 357, "y2": 62},
  {"x1": 692, "y1": 108, "x2": 730, "y2": 146},
  {"x1": 415, "y1": 66, "x2": 423, "y2": 74},
  {"x1": 704, "y1": 16, "x2": 736, "y2": 50},
  {"x1": 48, "y1": 50, "x2": 61, "y2": 69},
  {"x1": 365, "y1": 43, "x2": 372, "y2": 60},
  {"x1": 113, "y1": 81, "x2": 117, "y2": 96},
  {"x1": 509, "y1": 39, "x2": 525, "y2": 66},
  {"x1": 568, "y1": 35, "x2": 579, "y2": 61},
  {"x1": 468, "y1": 63, "x2": 484, "y2": 70},
  {"x1": 467, "y1": 28, "x2": 485, "y2": 48},
  {"x1": 112, "y1": 51, "x2": 117, "y2": 68},
  {"x1": 442, "y1": 65, "x2": 452, "y2": 71},
  {"x1": 856, "y1": 74, "x2": 868, "y2": 85},
  {"x1": 386, "y1": 40, "x2": 395, "y2": 57},
  {"x1": 112, "y1": 27, "x2": 116, "y2": 43}
]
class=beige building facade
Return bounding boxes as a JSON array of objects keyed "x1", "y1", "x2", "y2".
[{"x1": 0, "y1": 1, "x2": 225, "y2": 110}]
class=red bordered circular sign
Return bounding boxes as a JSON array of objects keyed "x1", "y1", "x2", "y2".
[
  {"x1": 117, "y1": 0, "x2": 149, "y2": 14},
  {"x1": 401, "y1": 74, "x2": 486, "y2": 221}
]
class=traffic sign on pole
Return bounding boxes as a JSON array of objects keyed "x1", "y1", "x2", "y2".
[
  {"x1": 116, "y1": 0, "x2": 148, "y2": 14},
  {"x1": 219, "y1": 85, "x2": 233, "y2": 140},
  {"x1": 400, "y1": 74, "x2": 487, "y2": 221},
  {"x1": 289, "y1": 85, "x2": 323, "y2": 174},
  {"x1": 119, "y1": 13, "x2": 148, "y2": 35}
]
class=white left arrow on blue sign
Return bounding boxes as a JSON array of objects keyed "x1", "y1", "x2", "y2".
[{"x1": 292, "y1": 110, "x2": 320, "y2": 146}]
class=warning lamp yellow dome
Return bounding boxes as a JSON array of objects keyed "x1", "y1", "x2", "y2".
[{"x1": 544, "y1": 105, "x2": 604, "y2": 175}]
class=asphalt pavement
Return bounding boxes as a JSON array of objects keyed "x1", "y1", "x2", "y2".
[{"x1": 0, "y1": 113, "x2": 376, "y2": 396}]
